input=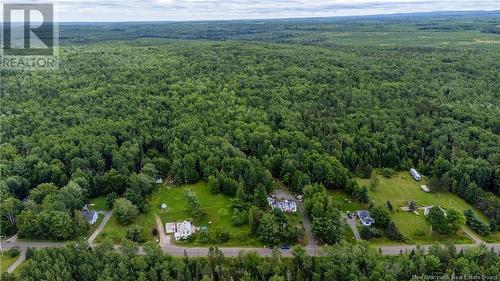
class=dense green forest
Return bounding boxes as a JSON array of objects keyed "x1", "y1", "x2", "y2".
[
  {"x1": 1, "y1": 13, "x2": 499, "y2": 244},
  {"x1": 2, "y1": 242, "x2": 499, "y2": 281}
]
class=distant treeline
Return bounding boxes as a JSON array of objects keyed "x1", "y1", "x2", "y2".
[{"x1": 56, "y1": 11, "x2": 500, "y2": 45}]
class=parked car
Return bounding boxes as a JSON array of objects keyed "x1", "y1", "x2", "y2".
[{"x1": 280, "y1": 244, "x2": 290, "y2": 249}]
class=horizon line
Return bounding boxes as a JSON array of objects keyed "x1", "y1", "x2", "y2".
[{"x1": 47, "y1": 9, "x2": 500, "y2": 24}]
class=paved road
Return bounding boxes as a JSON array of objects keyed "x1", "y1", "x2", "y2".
[
  {"x1": 3, "y1": 238, "x2": 499, "y2": 258},
  {"x1": 7, "y1": 250, "x2": 26, "y2": 273},
  {"x1": 87, "y1": 211, "x2": 112, "y2": 246},
  {"x1": 2, "y1": 210, "x2": 499, "y2": 259}
]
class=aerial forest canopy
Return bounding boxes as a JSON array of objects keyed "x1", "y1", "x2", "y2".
[{"x1": 0, "y1": 14, "x2": 499, "y2": 240}]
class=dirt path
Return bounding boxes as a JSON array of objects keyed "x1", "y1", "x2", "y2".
[
  {"x1": 461, "y1": 226, "x2": 483, "y2": 245},
  {"x1": 299, "y1": 204, "x2": 317, "y2": 255},
  {"x1": 271, "y1": 189, "x2": 295, "y2": 200},
  {"x1": 346, "y1": 217, "x2": 361, "y2": 241},
  {"x1": 7, "y1": 250, "x2": 26, "y2": 273},
  {"x1": 155, "y1": 215, "x2": 170, "y2": 247},
  {"x1": 87, "y1": 211, "x2": 112, "y2": 246}
]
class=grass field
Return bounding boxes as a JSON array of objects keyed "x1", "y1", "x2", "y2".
[
  {"x1": 90, "y1": 196, "x2": 109, "y2": 211},
  {"x1": 294, "y1": 28, "x2": 500, "y2": 50},
  {"x1": 356, "y1": 171, "x2": 495, "y2": 243},
  {"x1": 391, "y1": 211, "x2": 472, "y2": 244},
  {"x1": 1, "y1": 253, "x2": 18, "y2": 273},
  {"x1": 152, "y1": 182, "x2": 261, "y2": 247},
  {"x1": 482, "y1": 231, "x2": 500, "y2": 243},
  {"x1": 96, "y1": 209, "x2": 156, "y2": 244},
  {"x1": 358, "y1": 172, "x2": 487, "y2": 219},
  {"x1": 11, "y1": 261, "x2": 26, "y2": 276},
  {"x1": 330, "y1": 190, "x2": 368, "y2": 212}
]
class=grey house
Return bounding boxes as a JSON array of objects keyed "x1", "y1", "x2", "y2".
[
  {"x1": 356, "y1": 210, "x2": 374, "y2": 226},
  {"x1": 81, "y1": 210, "x2": 98, "y2": 225}
]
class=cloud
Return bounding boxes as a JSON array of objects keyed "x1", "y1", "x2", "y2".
[{"x1": 3, "y1": 0, "x2": 500, "y2": 21}]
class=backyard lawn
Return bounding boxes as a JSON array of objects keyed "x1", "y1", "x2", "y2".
[
  {"x1": 90, "y1": 196, "x2": 109, "y2": 211},
  {"x1": 152, "y1": 182, "x2": 261, "y2": 247},
  {"x1": 330, "y1": 190, "x2": 368, "y2": 212},
  {"x1": 356, "y1": 171, "x2": 497, "y2": 243}
]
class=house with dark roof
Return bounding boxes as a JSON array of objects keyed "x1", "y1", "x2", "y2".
[
  {"x1": 356, "y1": 210, "x2": 374, "y2": 226},
  {"x1": 81, "y1": 210, "x2": 98, "y2": 225}
]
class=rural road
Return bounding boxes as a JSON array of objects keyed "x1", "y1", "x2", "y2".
[
  {"x1": 3, "y1": 237, "x2": 500, "y2": 257},
  {"x1": 2, "y1": 208, "x2": 500, "y2": 261},
  {"x1": 2, "y1": 232, "x2": 500, "y2": 259}
]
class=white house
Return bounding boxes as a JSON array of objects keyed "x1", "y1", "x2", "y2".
[
  {"x1": 410, "y1": 168, "x2": 422, "y2": 181},
  {"x1": 174, "y1": 221, "x2": 195, "y2": 240}
]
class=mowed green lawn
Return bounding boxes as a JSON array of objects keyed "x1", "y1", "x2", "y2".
[
  {"x1": 356, "y1": 172, "x2": 493, "y2": 243},
  {"x1": 90, "y1": 196, "x2": 110, "y2": 211},
  {"x1": 358, "y1": 172, "x2": 487, "y2": 219},
  {"x1": 330, "y1": 190, "x2": 368, "y2": 212},
  {"x1": 391, "y1": 211, "x2": 472, "y2": 244},
  {"x1": 152, "y1": 182, "x2": 261, "y2": 247},
  {"x1": 96, "y1": 207, "x2": 156, "y2": 244},
  {"x1": 1, "y1": 253, "x2": 18, "y2": 273}
]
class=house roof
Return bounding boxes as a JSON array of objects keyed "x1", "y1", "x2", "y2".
[
  {"x1": 356, "y1": 210, "x2": 374, "y2": 224},
  {"x1": 81, "y1": 210, "x2": 97, "y2": 222}
]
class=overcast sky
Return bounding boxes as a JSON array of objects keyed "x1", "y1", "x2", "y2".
[{"x1": 3, "y1": 0, "x2": 500, "y2": 22}]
